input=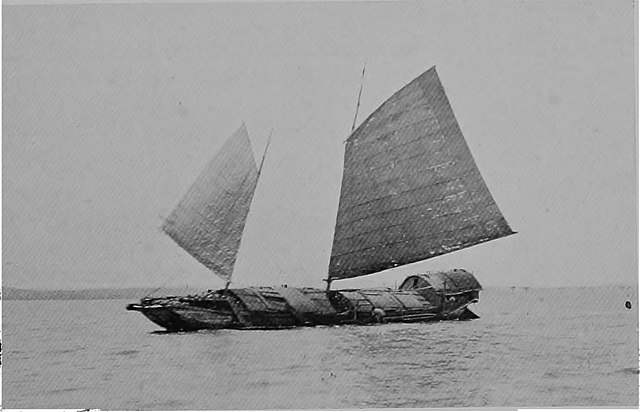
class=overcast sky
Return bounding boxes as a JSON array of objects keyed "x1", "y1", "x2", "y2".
[{"x1": 3, "y1": 0, "x2": 636, "y2": 290}]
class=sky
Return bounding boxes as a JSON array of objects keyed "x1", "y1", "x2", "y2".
[{"x1": 3, "y1": 0, "x2": 637, "y2": 290}]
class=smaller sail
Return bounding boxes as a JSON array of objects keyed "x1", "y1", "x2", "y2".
[{"x1": 162, "y1": 124, "x2": 259, "y2": 282}]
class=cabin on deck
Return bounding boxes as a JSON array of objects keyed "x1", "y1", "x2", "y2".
[{"x1": 399, "y1": 269, "x2": 482, "y2": 309}]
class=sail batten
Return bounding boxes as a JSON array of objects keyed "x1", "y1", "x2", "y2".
[
  {"x1": 336, "y1": 173, "x2": 487, "y2": 223},
  {"x1": 336, "y1": 172, "x2": 483, "y2": 221},
  {"x1": 332, "y1": 204, "x2": 509, "y2": 256},
  {"x1": 334, "y1": 198, "x2": 501, "y2": 243},
  {"x1": 329, "y1": 66, "x2": 514, "y2": 280},
  {"x1": 162, "y1": 124, "x2": 259, "y2": 282}
]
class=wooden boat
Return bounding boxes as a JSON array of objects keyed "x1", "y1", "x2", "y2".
[{"x1": 127, "y1": 66, "x2": 515, "y2": 331}]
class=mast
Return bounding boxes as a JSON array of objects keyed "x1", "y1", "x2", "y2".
[
  {"x1": 259, "y1": 129, "x2": 273, "y2": 176},
  {"x1": 326, "y1": 64, "x2": 367, "y2": 293},
  {"x1": 225, "y1": 128, "x2": 272, "y2": 290},
  {"x1": 351, "y1": 63, "x2": 367, "y2": 133}
]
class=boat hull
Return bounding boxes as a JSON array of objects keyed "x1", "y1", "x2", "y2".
[
  {"x1": 127, "y1": 298, "x2": 477, "y2": 331},
  {"x1": 127, "y1": 271, "x2": 482, "y2": 332}
]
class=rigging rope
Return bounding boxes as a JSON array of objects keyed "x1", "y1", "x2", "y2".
[{"x1": 350, "y1": 63, "x2": 367, "y2": 133}]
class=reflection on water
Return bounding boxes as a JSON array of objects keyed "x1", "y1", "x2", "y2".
[{"x1": 4, "y1": 286, "x2": 638, "y2": 409}]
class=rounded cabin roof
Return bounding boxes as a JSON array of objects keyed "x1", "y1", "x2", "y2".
[{"x1": 405, "y1": 269, "x2": 482, "y2": 293}]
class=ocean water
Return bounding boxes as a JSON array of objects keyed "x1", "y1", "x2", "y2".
[{"x1": 3, "y1": 286, "x2": 638, "y2": 409}]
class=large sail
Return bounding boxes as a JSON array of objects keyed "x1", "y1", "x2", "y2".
[
  {"x1": 329, "y1": 67, "x2": 514, "y2": 281},
  {"x1": 163, "y1": 124, "x2": 259, "y2": 282}
]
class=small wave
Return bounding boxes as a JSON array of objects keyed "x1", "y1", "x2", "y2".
[
  {"x1": 616, "y1": 367, "x2": 639, "y2": 375},
  {"x1": 387, "y1": 337, "x2": 417, "y2": 344},
  {"x1": 150, "y1": 329, "x2": 196, "y2": 335},
  {"x1": 47, "y1": 387, "x2": 82, "y2": 395},
  {"x1": 113, "y1": 349, "x2": 139, "y2": 356},
  {"x1": 49, "y1": 348, "x2": 79, "y2": 355}
]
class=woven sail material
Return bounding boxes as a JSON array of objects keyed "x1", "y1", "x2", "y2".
[
  {"x1": 329, "y1": 67, "x2": 514, "y2": 280},
  {"x1": 163, "y1": 125, "x2": 258, "y2": 281}
]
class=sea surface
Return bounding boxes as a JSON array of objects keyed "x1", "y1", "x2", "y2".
[{"x1": 3, "y1": 286, "x2": 638, "y2": 409}]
